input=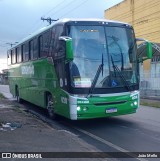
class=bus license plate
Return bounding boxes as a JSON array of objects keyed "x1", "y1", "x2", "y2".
[{"x1": 106, "y1": 108, "x2": 117, "y2": 113}]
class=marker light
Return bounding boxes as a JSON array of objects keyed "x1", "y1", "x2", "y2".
[{"x1": 83, "y1": 107, "x2": 88, "y2": 111}]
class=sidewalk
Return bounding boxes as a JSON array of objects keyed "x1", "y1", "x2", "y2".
[
  {"x1": 0, "y1": 85, "x2": 13, "y2": 100},
  {"x1": 0, "y1": 98, "x2": 101, "y2": 161}
]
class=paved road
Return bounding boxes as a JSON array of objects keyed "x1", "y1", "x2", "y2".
[
  {"x1": 58, "y1": 105, "x2": 160, "y2": 161},
  {"x1": 0, "y1": 85, "x2": 160, "y2": 160},
  {"x1": 69, "y1": 106, "x2": 160, "y2": 152}
]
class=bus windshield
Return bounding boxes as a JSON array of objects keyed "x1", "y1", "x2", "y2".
[{"x1": 69, "y1": 25, "x2": 138, "y2": 89}]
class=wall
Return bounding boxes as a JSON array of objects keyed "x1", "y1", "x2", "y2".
[{"x1": 105, "y1": 0, "x2": 160, "y2": 43}]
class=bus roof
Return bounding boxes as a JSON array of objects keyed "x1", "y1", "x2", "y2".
[{"x1": 9, "y1": 18, "x2": 131, "y2": 50}]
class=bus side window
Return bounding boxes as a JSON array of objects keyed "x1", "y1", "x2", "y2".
[
  {"x1": 7, "y1": 50, "x2": 11, "y2": 65},
  {"x1": 16, "y1": 47, "x2": 22, "y2": 63},
  {"x1": 22, "y1": 44, "x2": 25, "y2": 62},
  {"x1": 11, "y1": 49, "x2": 16, "y2": 64},
  {"x1": 30, "y1": 40, "x2": 34, "y2": 60},
  {"x1": 39, "y1": 35, "x2": 43, "y2": 58},
  {"x1": 49, "y1": 27, "x2": 56, "y2": 57},
  {"x1": 41, "y1": 31, "x2": 51, "y2": 58},
  {"x1": 23, "y1": 43, "x2": 29, "y2": 61},
  {"x1": 33, "y1": 37, "x2": 38, "y2": 59},
  {"x1": 54, "y1": 25, "x2": 64, "y2": 59}
]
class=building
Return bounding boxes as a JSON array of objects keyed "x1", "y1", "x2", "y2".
[
  {"x1": 105, "y1": 0, "x2": 160, "y2": 43},
  {"x1": 0, "y1": 69, "x2": 8, "y2": 85},
  {"x1": 104, "y1": 0, "x2": 160, "y2": 96}
]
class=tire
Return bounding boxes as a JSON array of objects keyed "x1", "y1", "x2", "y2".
[
  {"x1": 16, "y1": 87, "x2": 22, "y2": 103},
  {"x1": 47, "y1": 94, "x2": 57, "y2": 120}
]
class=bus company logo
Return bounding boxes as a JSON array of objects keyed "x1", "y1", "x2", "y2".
[
  {"x1": 21, "y1": 65, "x2": 34, "y2": 75},
  {"x1": 2, "y1": 153, "x2": 11, "y2": 158}
]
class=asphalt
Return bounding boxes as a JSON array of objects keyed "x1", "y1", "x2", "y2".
[
  {"x1": 0, "y1": 85, "x2": 160, "y2": 161},
  {"x1": 0, "y1": 97, "x2": 102, "y2": 161}
]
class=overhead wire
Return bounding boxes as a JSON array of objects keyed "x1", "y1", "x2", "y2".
[
  {"x1": 19, "y1": 0, "x2": 71, "y2": 39},
  {"x1": 19, "y1": 0, "x2": 90, "y2": 39},
  {"x1": 59, "y1": 0, "x2": 90, "y2": 18},
  {"x1": 49, "y1": 0, "x2": 76, "y2": 17},
  {"x1": 42, "y1": 0, "x2": 66, "y2": 17}
]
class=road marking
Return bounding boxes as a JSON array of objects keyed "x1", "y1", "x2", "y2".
[
  {"x1": 58, "y1": 130, "x2": 78, "y2": 137},
  {"x1": 73, "y1": 126, "x2": 148, "y2": 161}
]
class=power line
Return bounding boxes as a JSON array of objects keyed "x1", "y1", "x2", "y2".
[
  {"x1": 19, "y1": 0, "x2": 66, "y2": 39},
  {"x1": 50, "y1": 0, "x2": 76, "y2": 17},
  {"x1": 42, "y1": 0, "x2": 66, "y2": 17},
  {"x1": 0, "y1": 45, "x2": 8, "y2": 47},
  {"x1": 19, "y1": 0, "x2": 76, "y2": 39},
  {"x1": 59, "y1": 0, "x2": 90, "y2": 18}
]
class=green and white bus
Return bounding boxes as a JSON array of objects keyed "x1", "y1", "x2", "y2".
[{"x1": 8, "y1": 19, "x2": 152, "y2": 120}]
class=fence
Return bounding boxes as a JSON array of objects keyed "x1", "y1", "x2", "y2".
[{"x1": 140, "y1": 72, "x2": 160, "y2": 98}]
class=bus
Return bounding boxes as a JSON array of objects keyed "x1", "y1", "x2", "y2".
[{"x1": 7, "y1": 18, "x2": 152, "y2": 120}]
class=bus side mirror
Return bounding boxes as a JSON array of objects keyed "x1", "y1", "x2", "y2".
[
  {"x1": 59, "y1": 36, "x2": 73, "y2": 62},
  {"x1": 136, "y1": 38, "x2": 153, "y2": 62}
]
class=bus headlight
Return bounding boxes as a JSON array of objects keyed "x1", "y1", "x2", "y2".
[
  {"x1": 134, "y1": 101, "x2": 138, "y2": 106},
  {"x1": 77, "y1": 106, "x2": 81, "y2": 111}
]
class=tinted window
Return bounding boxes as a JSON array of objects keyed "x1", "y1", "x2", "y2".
[
  {"x1": 49, "y1": 27, "x2": 56, "y2": 57},
  {"x1": 11, "y1": 49, "x2": 16, "y2": 64},
  {"x1": 33, "y1": 38, "x2": 38, "y2": 59},
  {"x1": 7, "y1": 50, "x2": 11, "y2": 65},
  {"x1": 41, "y1": 31, "x2": 51, "y2": 57},
  {"x1": 22, "y1": 44, "x2": 25, "y2": 62},
  {"x1": 16, "y1": 47, "x2": 22, "y2": 63},
  {"x1": 39, "y1": 36, "x2": 43, "y2": 57},
  {"x1": 23, "y1": 43, "x2": 29, "y2": 61},
  {"x1": 30, "y1": 40, "x2": 34, "y2": 60},
  {"x1": 53, "y1": 25, "x2": 64, "y2": 59}
]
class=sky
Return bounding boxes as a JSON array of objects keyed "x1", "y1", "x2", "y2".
[{"x1": 0, "y1": 0, "x2": 123, "y2": 72}]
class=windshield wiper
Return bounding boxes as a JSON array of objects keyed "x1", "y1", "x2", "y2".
[
  {"x1": 87, "y1": 54, "x2": 104, "y2": 97},
  {"x1": 111, "y1": 56, "x2": 132, "y2": 91},
  {"x1": 108, "y1": 36, "x2": 124, "y2": 71}
]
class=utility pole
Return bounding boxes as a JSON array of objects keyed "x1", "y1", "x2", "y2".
[
  {"x1": 41, "y1": 17, "x2": 59, "y2": 25},
  {"x1": 6, "y1": 42, "x2": 18, "y2": 47}
]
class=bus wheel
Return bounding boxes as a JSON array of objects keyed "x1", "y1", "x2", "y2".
[
  {"x1": 47, "y1": 94, "x2": 57, "y2": 120},
  {"x1": 16, "y1": 87, "x2": 22, "y2": 103}
]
